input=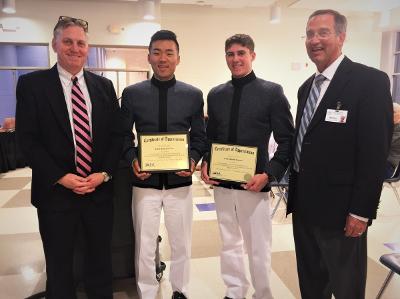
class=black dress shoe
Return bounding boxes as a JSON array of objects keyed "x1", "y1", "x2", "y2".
[
  {"x1": 172, "y1": 291, "x2": 187, "y2": 299},
  {"x1": 224, "y1": 297, "x2": 245, "y2": 299}
]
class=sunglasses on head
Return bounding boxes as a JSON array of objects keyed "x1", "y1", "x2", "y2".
[{"x1": 57, "y1": 16, "x2": 88, "y2": 32}]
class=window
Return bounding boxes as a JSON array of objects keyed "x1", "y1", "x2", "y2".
[
  {"x1": 0, "y1": 44, "x2": 149, "y2": 125},
  {"x1": 86, "y1": 46, "x2": 150, "y2": 98},
  {"x1": 0, "y1": 43, "x2": 49, "y2": 125}
]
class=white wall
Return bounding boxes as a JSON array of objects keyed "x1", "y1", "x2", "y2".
[
  {"x1": 162, "y1": 5, "x2": 385, "y2": 112},
  {"x1": 0, "y1": 0, "x2": 390, "y2": 112}
]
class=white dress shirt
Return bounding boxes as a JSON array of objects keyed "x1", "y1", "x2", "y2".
[{"x1": 314, "y1": 53, "x2": 344, "y2": 112}]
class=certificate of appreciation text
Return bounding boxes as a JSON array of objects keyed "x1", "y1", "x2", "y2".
[
  {"x1": 139, "y1": 132, "x2": 190, "y2": 172},
  {"x1": 209, "y1": 143, "x2": 257, "y2": 183}
]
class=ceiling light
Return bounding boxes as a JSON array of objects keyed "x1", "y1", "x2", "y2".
[
  {"x1": 270, "y1": 2, "x2": 281, "y2": 24},
  {"x1": 2, "y1": 0, "x2": 16, "y2": 14},
  {"x1": 143, "y1": 0, "x2": 155, "y2": 21}
]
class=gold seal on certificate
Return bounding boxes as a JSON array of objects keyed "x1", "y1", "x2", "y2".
[
  {"x1": 209, "y1": 143, "x2": 258, "y2": 183},
  {"x1": 139, "y1": 132, "x2": 190, "y2": 172}
]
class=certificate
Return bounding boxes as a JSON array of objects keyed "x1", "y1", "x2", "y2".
[
  {"x1": 138, "y1": 132, "x2": 190, "y2": 172},
  {"x1": 209, "y1": 143, "x2": 257, "y2": 183}
]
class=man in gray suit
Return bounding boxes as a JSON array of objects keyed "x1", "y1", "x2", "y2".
[
  {"x1": 121, "y1": 30, "x2": 207, "y2": 299},
  {"x1": 201, "y1": 34, "x2": 294, "y2": 299}
]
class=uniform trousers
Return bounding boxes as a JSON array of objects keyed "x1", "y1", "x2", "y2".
[
  {"x1": 214, "y1": 187, "x2": 273, "y2": 299},
  {"x1": 133, "y1": 186, "x2": 193, "y2": 299}
]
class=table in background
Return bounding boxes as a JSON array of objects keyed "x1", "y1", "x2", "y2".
[{"x1": 0, "y1": 131, "x2": 26, "y2": 173}]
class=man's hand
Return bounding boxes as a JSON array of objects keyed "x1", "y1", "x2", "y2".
[
  {"x1": 133, "y1": 159, "x2": 151, "y2": 180},
  {"x1": 344, "y1": 215, "x2": 367, "y2": 237},
  {"x1": 241, "y1": 172, "x2": 269, "y2": 192},
  {"x1": 80, "y1": 172, "x2": 105, "y2": 193},
  {"x1": 176, "y1": 160, "x2": 196, "y2": 177},
  {"x1": 58, "y1": 173, "x2": 92, "y2": 195},
  {"x1": 200, "y1": 162, "x2": 220, "y2": 185},
  {"x1": 58, "y1": 173, "x2": 87, "y2": 189}
]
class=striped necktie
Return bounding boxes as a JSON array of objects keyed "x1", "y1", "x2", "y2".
[
  {"x1": 71, "y1": 76, "x2": 92, "y2": 177},
  {"x1": 293, "y1": 74, "x2": 326, "y2": 172}
]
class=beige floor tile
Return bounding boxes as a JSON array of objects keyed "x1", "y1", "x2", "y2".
[
  {"x1": 271, "y1": 251, "x2": 301, "y2": 298},
  {"x1": 271, "y1": 224, "x2": 295, "y2": 252},
  {"x1": 0, "y1": 190, "x2": 20, "y2": 208},
  {"x1": 374, "y1": 274, "x2": 400, "y2": 299},
  {"x1": 0, "y1": 207, "x2": 39, "y2": 234},
  {"x1": 0, "y1": 233, "x2": 44, "y2": 276},
  {"x1": 159, "y1": 219, "x2": 221, "y2": 260},
  {"x1": 270, "y1": 270, "x2": 297, "y2": 299},
  {"x1": 0, "y1": 272, "x2": 44, "y2": 299},
  {"x1": 271, "y1": 250, "x2": 399, "y2": 299},
  {"x1": 192, "y1": 209, "x2": 217, "y2": 221},
  {"x1": 2, "y1": 189, "x2": 31, "y2": 208},
  {"x1": 1, "y1": 167, "x2": 400, "y2": 299},
  {"x1": 23, "y1": 181, "x2": 31, "y2": 190},
  {"x1": 192, "y1": 185, "x2": 213, "y2": 197},
  {"x1": 0, "y1": 177, "x2": 31, "y2": 190},
  {"x1": 2, "y1": 167, "x2": 32, "y2": 178}
]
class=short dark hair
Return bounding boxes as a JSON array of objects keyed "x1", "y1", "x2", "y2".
[
  {"x1": 308, "y1": 9, "x2": 347, "y2": 34},
  {"x1": 149, "y1": 30, "x2": 180, "y2": 52},
  {"x1": 225, "y1": 34, "x2": 255, "y2": 53}
]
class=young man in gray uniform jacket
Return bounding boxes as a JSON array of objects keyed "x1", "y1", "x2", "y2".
[
  {"x1": 121, "y1": 30, "x2": 207, "y2": 299},
  {"x1": 201, "y1": 34, "x2": 294, "y2": 299}
]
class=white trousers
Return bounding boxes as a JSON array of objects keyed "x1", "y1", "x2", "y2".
[
  {"x1": 214, "y1": 187, "x2": 273, "y2": 299},
  {"x1": 133, "y1": 186, "x2": 193, "y2": 299}
]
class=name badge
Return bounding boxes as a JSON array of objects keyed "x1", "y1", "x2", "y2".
[{"x1": 325, "y1": 109, "x2": 348, "y2": 123}]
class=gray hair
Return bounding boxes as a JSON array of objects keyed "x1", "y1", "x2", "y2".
[
  {"x1": 309, "y1": 9, "x2": 347, "y2": 35},
  {"x1": 53, "y1": 17, "x2": 88, "y2": 39}
]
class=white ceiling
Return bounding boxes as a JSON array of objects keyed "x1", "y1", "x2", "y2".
[
  {"x1": 161, "y1": 0, "x2": 277, "y2": 8},
  {"x1": 290, "y1": 0, "x2": 400, "y2": 12},
  {"x1": 45, "y1": 0, "x2": 400, "y2": 12}
]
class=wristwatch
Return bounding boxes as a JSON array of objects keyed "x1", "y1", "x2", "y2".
[{"x1": 101, "y1": 172, "x2": 111, "y2": 182}]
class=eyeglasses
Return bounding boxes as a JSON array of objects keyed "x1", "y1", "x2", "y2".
[
  {"x1": 305, "y1": 29, "x2": 333, "y2": 41},
  {"x1": 56, "y1": 16, "x2": 88, "y2": 32}
]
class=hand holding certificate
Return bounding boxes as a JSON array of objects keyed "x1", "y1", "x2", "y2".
[
  {"x1": 139, "y1": 132, "x2": 190, "y2": 172},
  {"x1": 209, "y1": 143, "x2": 257, "y2": 183}
]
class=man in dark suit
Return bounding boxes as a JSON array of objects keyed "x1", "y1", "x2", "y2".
[
  {"x1": 287, "y1": 9, "x2": 393, "y2": 299},
  {"x1": 16, "y1": 16, "x2": 122, "y2": 299}
]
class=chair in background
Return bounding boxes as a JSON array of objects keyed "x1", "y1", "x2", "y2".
[
  {"x1": 269, "y1": 170, "x2": 289, "y2": 219},
  {"x1": 384, "y1": 163, "x2": 400, "y2": 206},
  {"x1": 376, "y1": 253, "x2": 400, "y2": 299}
]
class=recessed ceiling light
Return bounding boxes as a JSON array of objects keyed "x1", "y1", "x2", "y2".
[{"x1": 2, "y1": 0, "x2": 16, "y2": 14}]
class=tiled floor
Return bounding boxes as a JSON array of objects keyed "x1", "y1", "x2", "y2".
[{"x1": 0, "y1": 167, "x2": 399, "y2": 298}]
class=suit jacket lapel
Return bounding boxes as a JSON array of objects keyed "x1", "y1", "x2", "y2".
[
  {"x1": 46, "y1": 65, "x2": 74, "y2": 144},
  {"x1": 84, "y1": 70, "x2": 104, "y2": 153},
  {"x1": 296, "y1": 76, "x2": 314, "y2": 129},
  {"x1": 306, "y1": 57, "x2": 353, "y2": 133}
]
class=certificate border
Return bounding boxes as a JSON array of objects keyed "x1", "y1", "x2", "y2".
[
  {"x1": 209, "y1": 142, "x2": 258, "y2": 183},
  {"x1": 138, "y1": 132, "x2": 190, "y2": 173}
]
